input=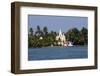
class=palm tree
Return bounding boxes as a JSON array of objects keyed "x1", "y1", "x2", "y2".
[
  {"x1": 43, "y1": 26, "x2": 48, "y2": 35},
  {"x1": 35, "y1": 25, "x2": 43, "y2": 36},
  {"x1": 29, "y1": 28, "x2": 33, "y2": 36},
  {"x1": 37, "y1": 25, "x2": 40, "y2": 31}
]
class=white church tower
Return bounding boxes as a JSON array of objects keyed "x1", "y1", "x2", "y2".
[
  {"x1": 56, "y1": 29, "x2": 66, "y2": 46},
  {"x1": 59, "y1": 29, "x2": 62, "y2": 37}
]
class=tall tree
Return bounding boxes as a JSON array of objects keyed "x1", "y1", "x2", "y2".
[
  {"x1": 37, "y1": 25, "x2": 40, "y2": 32},
  {"x1": 29, "y1": 28, "x2": 33, "y2": 36},
  {"x1": 43, "y1": 26, "x2": 48, "y2": 35},
  {"x1": 35, "y1": 25, "x2": 43, "y2": 36},
  {"x1": 65, "y1": 28, "x2": 81, "y2": 44},
  {"x1": 80, "y1": 27, "x2": 88, "y2": 44}
]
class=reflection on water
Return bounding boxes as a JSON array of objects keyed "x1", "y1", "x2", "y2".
[{"x1": 28, "y1": 46, "x2": 88, "y2": 61}]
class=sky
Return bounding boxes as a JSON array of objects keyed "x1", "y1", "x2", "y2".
[{"x1": 28, "y1": 15, "x2": 88, "y2": 33}]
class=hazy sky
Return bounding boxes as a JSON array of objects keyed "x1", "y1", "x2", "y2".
[{"x1": 28, "y1": 15, "x2": 88, "y2": 33}]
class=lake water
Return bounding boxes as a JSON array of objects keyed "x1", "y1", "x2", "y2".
[{"x1": 28, "y1": 46, "x2": 88, "y2": 61}]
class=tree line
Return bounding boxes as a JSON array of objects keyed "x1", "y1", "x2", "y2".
[{"x1": 28, "y1": 25, "x2": 88, "y2": 48}]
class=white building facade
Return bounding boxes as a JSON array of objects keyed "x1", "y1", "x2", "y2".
[{"x1": 56, "y1": 29, "x2": 67, "y2": 46}]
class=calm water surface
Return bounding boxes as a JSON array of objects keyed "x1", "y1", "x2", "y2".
[{"x1": 28, "y1": 46, "x2": 88, "y2": 61}]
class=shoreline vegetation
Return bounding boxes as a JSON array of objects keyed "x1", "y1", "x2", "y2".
[
  {"x1": 28, "y1": 26, "x2": 88, "y2": 48},
  {"x1": 29, "y1": 45, "x2": 87, "y2": 49}
]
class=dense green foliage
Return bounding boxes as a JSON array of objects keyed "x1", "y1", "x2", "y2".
[
  {"x1": 28, "y1": 26, "x2": 88, "y2": 48},
  {"x1": 65, "y1": 27, "x2": 88, "y2": 45}
]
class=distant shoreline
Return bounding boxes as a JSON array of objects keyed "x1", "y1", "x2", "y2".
[{"x1": 28, "y1": 45, "x2": 87, "y2": 49}]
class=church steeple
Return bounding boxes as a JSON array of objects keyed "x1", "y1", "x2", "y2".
[
  {"x1": 59, "y1": 29, "x2": 62, "y2": 36},
  {"x1": 56, "y1": 28, "x2": 66, "y2": 46}
]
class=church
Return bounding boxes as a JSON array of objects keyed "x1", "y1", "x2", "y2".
[
  {"x1": 56, "y1": 29, "x2": 67, "y2": 46},
  {"x1": 56, "y1": 29, "x2": 73, "y2": 47}
]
